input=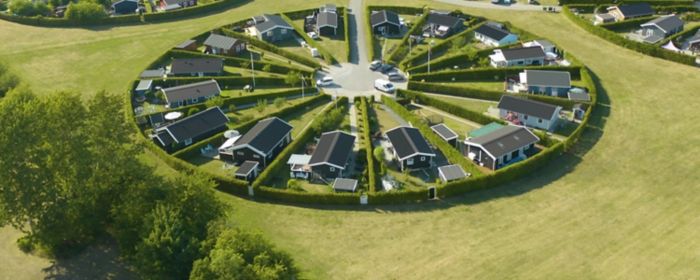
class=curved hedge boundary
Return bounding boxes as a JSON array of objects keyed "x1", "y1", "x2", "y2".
[
  {"x1": 0, "y1": 0, "x2": 249, "y2": 27},
  {"x1": 410, "y1": 65, "x2": 582, "y2": 82},
  {"x1": 562, "y1": 6, "x2": 697, "y2": 66}
]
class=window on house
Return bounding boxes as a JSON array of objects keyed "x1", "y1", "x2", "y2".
[
  {"x1": 523, "y1": 115, "x2": 528, "y2": 120},
  {"x1": 266, "y1": 31, "x2": 272, "y2": 36},
  {"x1": 184, "y1": 138, "x2": 192, "y2": 145},
  {"x1": 420, "y1": 156, "x2": 426, "y2": 161},
  {"x1": 237, "y1": 151, "x2": 244, "y2": 155},
  {"x1": 330, "y1": 167, "x2": 335, "y2": 172},
  {"x1": 538, "y1": 118, "x2": 543, "y2": 123},
  {"x1": 407, "y1": 158, "x2": 414, "y2": 165}
]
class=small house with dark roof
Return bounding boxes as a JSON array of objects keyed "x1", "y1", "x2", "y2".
[
  {"x1": 423, "y1": 13, "x2": 464, "y2": 38},
  {"x1": 489, "y1": 46, "x2": 546, "y2": 68},
  {"x1": 308, "y1": 131, "x2": 356, "y2": 180},
  {"x1": 386, "y1": 126, "x2": 436, "y2": 171},
  {"x1": 370, "y1": 10, "x2": 401, "y2": 36},
  {"x1": 316, "y1": 11, "x2": 339, "y2": 36},
  {"x1": 474, "y1": 24, "x2": 518, "y2": 47},
  {"x1": 234, "y1": 161, "x2": 260, "y2": 182},
  {"x1": 203, "y1": 33, "x2": 246, "y2": 56},
  {"x1": 160, "y1": 80, "x2": 221, "y2": 108},
  {"x1": 152, "y1": 107, "x2": 229, "y2": 152},
  {"x1": 228, "y1": 117, "x2": 293, "y2": 167},
  {"x1": 175, "y1": 39, "x2": 198, "y2": 51},
  {"x1": 170, "y1": 58, "x2": 224, "y2": 77},
  {"x1": 517, "y1": 70, "x2": 571, "y2": 97},
  {"x1": 497, "y1": 95, "x2": 562, "y2": 131},
  {"x1": 682, "y1": 29, "x2": 700, "y2": 53},
  {"x1": 158, "y1": 0, "x2": 196, "y2": 11},
  {"x1": 639, "y1": 15, "x2": 684, "y2": 44},
  {"x1": 607, "y1": 3, "x2": 654, "y2": 22},
  {"x1": 333, "y1": 178, "x2": 358, "y2": 193},
  {"x1": 464, "y1": 125, "x2": 539, "y2": 170},
  {"x1": 438, "y1": 165, "x2": 469, "y2": 182},
  {"x1": 112, "y1": 0, "x2": 138, "y2": 15},
  {"x1": 253, "y1": 14, "x2": 294, "y2": 42},
  {"x1": 430, "y1": 123, "x2": 459, "y2": 147}
]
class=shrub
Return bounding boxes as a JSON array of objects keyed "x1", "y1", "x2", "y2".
[
  {"x1": 273, "y1": 97, "x2": 285, "y2": 108},
  {"x1": 65, "y1": 1, "x2": 108, "y2": 21},
  {"x1": 8, "y1": 0, "x2": 48, "y2": 16},
  {"x1": 188, "y1": 107, "x2": 200, "y2": 116}
]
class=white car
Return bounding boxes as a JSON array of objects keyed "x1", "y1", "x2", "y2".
[
  {"x1": 374, "y1": 79, "x2": 395, "y2": 93},
  {"x1": 317, "y1": 76, "x2": 334, "y2": 87},
  {"x1": 307, "y1": 31, "x2": 319, "y2": 40},
  {"x1": 369, "y1": 60, "x2": 382, "y2": 71}
]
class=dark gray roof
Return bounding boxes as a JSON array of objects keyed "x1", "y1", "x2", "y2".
[
  {"x1": 136, "y1": 79, "x2": 152, "y2": 91},
  {"x1": 567, "y1": 91, "x2": 590, "y2": 102},
  {"x1": 170, "y1": 58, "x2": 224, "y2": 75},
  {"x1": 234, "y1": 117, "x2": 293, "y2": 155},
  {"x1": 498, "y1": 95, "x2": 560, "y2": 120},
  {"x1": 612, "y1": 3, "x2": 654, "y2": 18},
  {"x1": 162, "y1": 80, "x2": 221, "y2": 104},
  {"x1": 474, "y1": 24, "x2": 512, "y2": 41},
  {"x1": 255, "y1": 14, "x2": 293, "y2": 34},
  {"x1": 235, "y1": 160, "x2": 259, "y2": 176},
  {"x1": 524, "y1": 70, "x2": 571, "y2": 88},
  {"x1": 317, "y1": 11, "x2": 338, "y2": 28},
  {"x1": 309, "y1": 131, "x2": 356, "y2": 169},
  {"x1": 386, "y1": 126, "x2": 435, "y2": 160},
  {"x1": 425, "y1": 13, "x2": 462, "y2": 28},
  {"x1": 641, "y1": 15, "x2": 684, "y2": 34},
  {"x1": 333, "y1": 178, "x2": 358, "y2": 192},
  {"x1": 158, "y1": 107, "x2": 228, "y2": 143},
  {"x1": 501, "y1": 46, "x2": 546, "y2": 60},
  {"x1": 430, "y1": 123, "x2": 458, "y2": 141},
  {"x1": 370, "y1": 10, "x2": 400, "y2": 27},
  {"x1": 203, "y1": 34, "x2": 239, "y2": 50},
  {"x1": 438, "y1": 164, "x2": 468, "y2": 182},
  {"x1": 683, "y1": 30, "x2": 700, "y2": 49},
  {"x1": 175, "y1": 39, "x2": 196, "y2": 49},
  {"x1": 162, "y1": 0, "x2": 189, "y2": 6},
  {"x1": 140, "y1": 69, "x2": 166, "y2": 78},
  {"x1": 467, "y1": 125, "x2": 539, "y2": 158}
]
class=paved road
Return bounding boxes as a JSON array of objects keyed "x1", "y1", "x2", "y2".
[{"x1": 435, "y1": 0, "x2": 558, "y2": 11}]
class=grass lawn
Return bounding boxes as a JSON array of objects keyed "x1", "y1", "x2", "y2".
[
  {"x1": 2, "y1": 0, "x2": 700, "y2": 279},
  {"x1": 284, "y1": 99, "x2": 331, "y2": 137},
  {"x1": 439, "y1": 95, "x2": 496, "y2": 113},
  {"x1": 291, "y1": 18, "x2": 349, "y2": 63},
  {"x1": 372, "y1": 103, "x2": 404, "y2": 131},
  {"x1": 226, "y1": 95, "x2": 318, "y2": 127},
  {"x1": 410, "y1": 107, "x2": 477, "y2": 138},
  {"x1": 448, "y1": 81, "x2": 506, "y2": 91}
]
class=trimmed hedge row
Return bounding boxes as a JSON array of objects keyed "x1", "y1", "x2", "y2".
[
  {"x1": 359, "y1": 97, "x2": 378, "y2": 193},
  {"x1": 280, "y1": 13, "x2": 337, "y2": 64},
  {"x1": 406, "y1": 46, "x2": 502, "y2": 74},
  {"x1": 219, "y1": 29, "x2": 322, "y2": 69},
  {"x1": 167, "y1": 49, "x2": 313, "y2": 76},
  {"x1": 563, "y1": 6, "x2": 697, "y2": 66},
  {"x1": 386, "y1": 9, "x2": 429, "y2": 65},
  {"x1": 365, "y1": 6, "x2": 377, "y2": 62},
  {"x1": 252, "y1": 96, "x2": 347, "y2": 188},
  {"x1": 381, "y1": 95, "x2": 483, "y2": 177},
  {"x1": 343, "y1": 7, "x2": 351, "y2": 62},
  {"x1": 398, "y1": 89, "x2": 503, "y2": 125},
  {"x1": 400, "y1": 22, "x2": 485, "y2": 69},
  {"x1": 367, "y1": 5, "x2": 426, "y2": 14},
  {"x1": 411, "y1": 66, "x2": 582, "y2": 82},
  {"x1": 151, "y1": 76, "x2": 286, "y2": 88},
  {"x1": 599, "y1": 15, "x2": 657, "y2": 31}
]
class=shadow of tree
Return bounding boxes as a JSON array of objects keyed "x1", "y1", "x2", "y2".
[{"x1": 41, "y1": 238, "x2": 136, "y2": 280}]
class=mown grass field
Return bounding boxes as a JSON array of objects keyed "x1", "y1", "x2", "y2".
[{"x1": 2, "y1": 0, "x2": 700, "y2": 279}]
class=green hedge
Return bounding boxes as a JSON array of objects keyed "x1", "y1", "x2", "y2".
[
  {"x1": 367, "y1": 5, "x2": 426, "y2": 14},
  {"x1": 398, "y1": 89, "x2": 503, "y2": 125},
  {"x1": 280, "y1": 13, "x2": 336, "y2": 64},
  {"x1": 381, "y1": 95, "x2": 483, "y2": 177},
  {"x1": 365, "y1": 6, "x2": 377, "y2": 62},
  {"x1": 406, "y1": 46, "x2": 502, "y2": 74},
  {"x1": 151, "y1": 76, "x2": 286, "y2": 88},
  {"x1": 411, "y1": 66, "x2": 582, "y2": 82},
  {"x1": 343, "y1": 7, "x2": 351, "y2": 62},
  {"x1": 359, "y1": 97, "x2": 378, "y2": 193},
  {"x1": 599, "y1": 15, "x2": 657, "y2": 31},
  {"x1": 167, "y1": 49, "x2": 313, "y2": 76},
  {"x1": 563, "y1": 6, "x2": 696, "y2": 66},
  {"x1": 255, "y1": 186, "x2": 361, "y2": 204},
  {"x1": 219, "y1": 29, "x2": 322, "y2": 69},
  {"x1": 400, "y1": 22, "x2": 485, "y2": 69},
  {"x1": 386, "y1": 9, "x2": 429, "y2": 65},
  {"x1": 252, "y1": 96, "x2": 347, "y2": 188}
]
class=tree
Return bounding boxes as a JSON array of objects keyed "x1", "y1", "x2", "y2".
[
  {"x1": 205, "y1": 96, "x2": 224, "y2": 108},
  {"x1": 255, "y1": 99, "x2": 267, "y2": 112},
  {"x1": 64, "y1": 1, "x2": 107, "y2": 21},
  {"x1": 8, "y1": 0, "x2": 34, "y2": 16},
  {"x1": 450, "y1": 37, "x2": 465, "y2": 54},
  {"x1": 188, "y1": 107, "x2": 200, "y2": 116},
  {"x1": 190, "y1": 229, "x2": 296, "y2": 280},
  {"x1": 0, "y1": 61, "x2": 19, "y2": 97},
  {"x1": 284, "y1": 71, "x2": 300, "y2": 87},
  {"x1": 227, "y1": 104, "x2": 236, "y2": 114},
  {"x1": 273, "y1": 97, "x2": 285, "y2": 108},
  {"x1": 311, "y1": 107, "x2": 343, "y2": 133},
  {"x1": 262, "y1": 64, "x2": 272, "y2": 73}
]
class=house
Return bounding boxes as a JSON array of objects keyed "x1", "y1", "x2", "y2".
[
  {"x1": 203, "y1": 33, "x2": 246, "y2": 56},
  {"x1": 112, "y1": 0, "x2": 138, "y2": 15},
  {"x1": 287, "y1": 154, "x2": 312, "y2": 179},
  {"x1": 682, "y1": 29, "x2": 700, "y2": 53},
  {"x1": 607, "y1": 3, "x2": 654, "y2": 22},
  {"x1": 423, "y1": 12, "x2": 464, "y2": 38},
  {"x1": 227, "y1": 117, "x2": 293, "y2": 167},
  {"x1": 464, "y1": 125, "x2": 539, "y2": 170},
  {"x1": 54, "y1": 5, "x2": 68, "y2": 18},
  {"x1": 489, "y1": 46, "x2": 546, "y2": 68},
  {"x1": 474, "y1": 24, "x2": 518, "y2": 47},
  {"x1": 638, "y1": 15, "x2": 684, "y2": 44},
  {"x1": 169, "y1": 58, "x2": 224, "y2": 77},
  {"x1": 152, "y1": 107, "x2": 228, "y2": 152},
  {"x1": 253, "y1": 14, "x2": 294, "y2": 42},
  {"x1": 332, "y1": 178, "x2": 358, "y2": 193},
  {"x1": 523, "y1": 39, "x2": 557, "y2": 54},
  {"x1": 308, "y1": 131, "x2": 356, "y2": 181},
  {"x1": 386, "y1": 126, "x2": 436, "y2": 171},
  {"x1": 517, "y1": 70, "x2": 571, "y2": 97},
  {"x1": 316, "y1": 11, "x2": 338, "y2": 36},
  {"x1": 437, "y1": 165, "x2": 469, "y2": 183},
  {"x1": 160, "y1": 79, "x2": 221, "y2": 108},
  {"x1": 497, "y1": 95, "x2": 562, "y2": 131},
  {"x1": 134, "y1": 79, "x2": 152, "y2": 95},
  {"x1": 430, "y1": 123, "x2": 459, "y2": 147},
  {"x1": 234, "y1": 161, "x2": 260, "y2": 182},
  {"x1": 370, "y1": 10, "x2": 401, "y2": 36},
  {"x1": 158, "y1": 0, "x2": 196, "y2": 11},
  {"x1": 594, "y1": 13, "x2": 615, "y2": 25},
  {"x1": 175, "y1": 39, "x2": 198, "y2": 51},
  {"x1": 140, "y1": 69, "x2": 166, "y2": 79}
]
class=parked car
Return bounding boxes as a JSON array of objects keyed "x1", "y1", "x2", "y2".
[
  {"x1": 369, "y1": 60, "x2": 382, "y2": 71},
  {"x1": 307, "y1": 31, "x2": 320, "y2": 40},
  {"x1": 374, "y1": 79, "x2": 396, "y2": 93},
  {"x1": 317, "y1": 76, "x2": 334, "y2": 87},
  {"x1": 379, "y1": 64, "x2": 395, "y2": 74},
  {"x1": 386, "y1": 72, "x2": 405, "y2": 82}
]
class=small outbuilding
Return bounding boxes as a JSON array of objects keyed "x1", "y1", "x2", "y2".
[
  {"x1": 203, "y1": 33, "x2": 247, "y2": 55},
  {"x1": 135, "y1": 79, "x2": 153, "y2": 95},
  {"x1": 234, "y1": 160, "x2": 260, "y2": 182},
  {"x1": 430, "y1": 123, "x2": 459, "y2": 147},
  {"x1": 175, "y1": 39, "x2": 198, "y2": 51},
  {"x1": 438, "y1": 164, "x2": 469, "y2": 183},
  {"x1": 112, "y1": 0, "x2": 139, "y2": 15},
  {"x1": 332, "y1": 178, "x2": 358, "y2": 193}
]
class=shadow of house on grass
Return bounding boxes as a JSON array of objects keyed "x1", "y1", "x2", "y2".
[{"x1": 42, "y1": 238, "x2": 136, "y2": 280}]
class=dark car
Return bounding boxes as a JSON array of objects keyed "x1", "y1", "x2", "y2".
[
  {"x1": 386, "y1": 72, "x2": 405, "y2": 82},
  {"x1": 379, "y1": 64, "x2": 395, "y2": 74}
]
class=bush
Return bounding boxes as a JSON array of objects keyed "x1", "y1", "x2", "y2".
[
  {"x1": 8, "y1": 0, "x2": 48, "y2": 16},
  {"x1": 273, "y1": 97, "x2": 285, "y2": 108},
  {"x1": 65, "y1": 2, "x2": 108, "y2": 21},
  {"x1": 188, "y1": 107, "x2": 200, "y2": 116}
]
